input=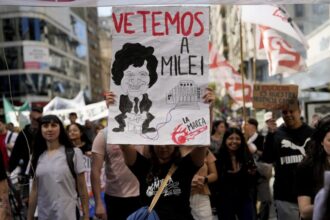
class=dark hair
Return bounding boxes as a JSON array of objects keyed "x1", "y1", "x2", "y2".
[
  {"x1": 31, "y1": 105, "x2": 43, "y2": 113},
  {"x1": 146, "y1": 145, "x2": 181, "y2": 184},
  {"x1": 31, "y1": 115, "x2": 74, "y2": 175},
  {"x1": 300, "y1": 114, "x2": 330, "y2": 192},
  {"x1": 67, "y1": 123, "x2": 91, "y2": 145},
  {"x1": 217, "y1": 127, "x2": 255, "y2": 172},
  {"x1": 111, "y1": 43, "x2": 158, "y2": 88},
  {"x1": 211, "y1": 119, "x2": 228, "y2": 135},
  {"x1": 248, "y1": 118, "x2": 258, "y2": 129},
  {"x1": 69, "y1": 112, "x2": 77, "y2": 117}
]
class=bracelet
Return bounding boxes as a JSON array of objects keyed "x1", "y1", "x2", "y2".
[{"x1": 204, "y1": 176, "x2": 208, "y2": 184}]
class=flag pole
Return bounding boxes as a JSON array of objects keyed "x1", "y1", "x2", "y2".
[{"x1": 239, "y1": 8, "x2": 247, "y2": 129}]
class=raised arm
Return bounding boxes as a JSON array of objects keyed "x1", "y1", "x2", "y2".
[{"x1": 120, "y1": 145, "x2": 138, "y2": 166}]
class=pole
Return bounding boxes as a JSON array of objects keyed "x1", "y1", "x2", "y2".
[{"x1": 239, "y1": 10, "x2": 247, "y2": 128}]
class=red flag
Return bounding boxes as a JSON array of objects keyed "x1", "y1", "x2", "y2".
[
  {"x1": 259, "y1": 25, "x2": 307, "y2": 76},
  {"x1": 209, "y1": 43, "x2": 253, "y2": 107}
]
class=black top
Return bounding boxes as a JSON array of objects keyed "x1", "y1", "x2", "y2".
[
  {"x1": 9, "y1": 124, "x2": 36, "y2": 173},
  {"x1": 129, "y1": 153, "x2": 200, "y2": 220},
  {"x1": 77, "y1": 143, "x2": 92, "y2": 155},
  {"x1": 0, "y1": 151, "x2": 7, "y2": 181},
  {"x1": 262, "y1": 123, "x2": 314, "y2": 203},
  {"x1": 296, "y1": 162, "x2": 319, "y2": 203}
]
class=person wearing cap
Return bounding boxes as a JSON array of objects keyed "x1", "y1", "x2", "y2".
[
  {"x1": 262, "y1": 101, "x2": 314, "y2": 220},
  {"x1": 296, "y1": 114, "x2": 330, "y2": 219},
  {"x1": 245, "y1": 118, "x2": 272, "y2": 220},
  {"x1": 69, "y1": 112, "x2": 78, "y2": 124}
]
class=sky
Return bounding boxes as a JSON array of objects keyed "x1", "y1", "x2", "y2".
[{"x1": 97, "y1": 7, "x2": 112, "y2": 17}]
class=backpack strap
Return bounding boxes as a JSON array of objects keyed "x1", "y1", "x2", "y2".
[
  {"x1": 65, "y1": 147, "x2": 77, "y2": 180},
  {"x1": 6, "y1": 131, "x2": 13, "y2": 144}
]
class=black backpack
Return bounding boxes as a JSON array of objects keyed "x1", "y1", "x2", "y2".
[{"x1": 65, "y1": 147, "x2": 77, "y2": 180}]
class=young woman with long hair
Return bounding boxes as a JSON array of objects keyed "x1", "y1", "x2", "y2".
[
  {"x1": 67, "y1": 123, "x2": 92, "y2": 156},
  {"x1": 296, "y1": 115, "x2": 330, "y2": 220},
  {"x1": 215, "y1": 127, "x2": 257, "y2": 220},
  {"x1": 27, "y1": 115, "x2": 89, "y2": 220}
]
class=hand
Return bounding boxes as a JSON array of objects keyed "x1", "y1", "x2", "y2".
[
  {"x1": 203, "y1": 87, "x2": 216, "y2": 106},
  {"x1": 95, "y1": 203, "x2": 107, "y2": 220},
  {"x1": 104, "y1": 91, "x2": 116, "y2": 108},
  {"x1": 191, "y1": 175, "x2": 205, "y2": 190},
  {"x1": 266, "y1": 119, "x2": 277, "y2": 133}
]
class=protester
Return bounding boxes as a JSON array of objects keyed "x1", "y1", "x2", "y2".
[
  {"x1": 91, "y1": 127, "x2": 143, "y2": 220},
  {"x1": 6, "y1": 122, "x2": 14, "y2": 132},
  {"x1": 27, "y1": 115, "x2": 89, "y2": 220},
  {"x1": 84, "y1": 119, "x2": 96, "y2": 142},
  {"x1": 9, "y1": 106, "x2": 43, "y2": 173},
  {"x1": 312, "y1": 171, "x2": 330, "y2": 220},
  {"x1": 296, "y1": 115, "x2": 330, "y2": 219},
  {"x1": 0, "y1": 120, "x2": 11, "y2": 169},
  {"x1": 245, "y1": 118, "x2": 272, "y2": 220},
  {"x1": 69, "y1": 112, "x2": 78, "y2": 124},
  {"x1": 108, "y1": 88, "x2": 214, "y2": 220},
  {"x1": 181, "y1": 147, "x2": 218, "y2": 220},
  {"x1": 0, "y1": 151, "x2": 11, "y2": 220},
  {"x1": 95, "y1": 123, "x2": 105, "y2": 134},
  {"x1": 67, "y1": 123, "x2": 92, "y2": 156},
  {"x1": 214, "y1": 127, "x2": 257, "y2": 220},
  {"x1": 3, "y1": 121, "x2": 18, "y2": 157},
  {"x1": 262, "y1": 101, "x2": 314, "y2": 220},
  {"x1": 210, "y1": 120, "x2": 228, "y2": 154}
]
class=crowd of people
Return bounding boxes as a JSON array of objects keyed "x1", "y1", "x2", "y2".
[{"x1": 0, "y1": 91, "x2": 330, "y2": 220}]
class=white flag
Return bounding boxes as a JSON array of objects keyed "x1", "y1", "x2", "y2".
[
  {"x1": 259, "y1": 25, "x2": 307, "y2": 76},
  {"x1": 241, "y1": 5, "x2": 308, "y2": 48}
]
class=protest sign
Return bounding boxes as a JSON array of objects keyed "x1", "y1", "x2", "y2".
[
  {"x1": 108, "y1": 6, "x2": 210, "y2": 145},
  {"x1": 253, "y1": 84, "x2": 298, "y2": 109}
]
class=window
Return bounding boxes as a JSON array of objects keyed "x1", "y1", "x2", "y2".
[{"x1": 294, "y1": 5, "x2": 305, "y2": 17}]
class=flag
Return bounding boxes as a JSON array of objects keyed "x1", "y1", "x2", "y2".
[
  {"x1": 259, "y1": 25, "x2": 307, "y2": 76},
  {"x1": 209, "y1": 43, "x2": 253, "y2": 107},
  {"x1": 241, "y1": 5, "x2": 308, "y2": 48},
  {"x1": 3, "y1": 96, "x2": 31, "y2": 127}
]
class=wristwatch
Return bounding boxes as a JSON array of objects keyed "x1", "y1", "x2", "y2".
[{"x1": 204, "y1": 176, "x2": 208, "y2": 184}]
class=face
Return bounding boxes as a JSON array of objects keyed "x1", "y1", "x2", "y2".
[
  {"x1": 67, "y1": 124, "x2": 82, "y2": 141},
  {"x1": 245, "y1": 123, "x2": 256, "y2": 137},
  {"x1": 121, "y1": 61, "x2": 150, "y2": 97},
  {"x1": 282, "y1": 107, "x2": 302, "y2": 129},
  {"x1": 30, "y1": 111, "x2": 42, "y2": 130},
  {"x1": 0, "y1": 121, "x2": 6, "y2": 132},
  {"x1": 41, "y1": 122, "x2": 60, "y2": 142},
  {"x1": 216, "y1": 122, "x2": 226, "y2": 134},
  {"x1": 69, "y1": 115, "x2": 77, "y2": 123},
  {"x1": 153, "y1": 145, "x2": 175, "y2": 163},
  {"x1": 322, "y1": 131, "x2": 330, "y2": 156},
  {"x1": 225, "y1": 133, "x2": 241, "y2": 153}
]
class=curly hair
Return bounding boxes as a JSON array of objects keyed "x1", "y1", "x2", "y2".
[{"x1": 111, "y1": 43, "x2": 158, "y2": 88}]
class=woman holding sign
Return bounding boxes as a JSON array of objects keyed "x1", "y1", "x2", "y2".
[{"x1": 105, "y1": 88, "x2": 215, "y2": 220}]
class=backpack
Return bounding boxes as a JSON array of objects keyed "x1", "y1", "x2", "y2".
[{"x1": 65, "y1": 147, "x2": 77, "y2": 180}]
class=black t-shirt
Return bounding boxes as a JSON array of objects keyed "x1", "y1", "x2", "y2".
[
  {"x1": 296, "y1": 162, "x2": 319, "y2": 203},
  {"x1": 129, "y1": 153, "x2": 200, "y2": 220},
  {"x1": 262, "y1": 123, "x2": 314, "y2": 203},
  {"x1": 0, "y1": 151, "x2": 7, "y2": 181}
]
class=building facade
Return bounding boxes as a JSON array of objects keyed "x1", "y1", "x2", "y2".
[{"x1": 0, "y1": 6, "x2": 90, "y2": 107}]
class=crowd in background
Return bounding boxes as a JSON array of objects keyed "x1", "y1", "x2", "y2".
[{"x1": 0, "y1": 92, "x2": 330, "y2": 220}]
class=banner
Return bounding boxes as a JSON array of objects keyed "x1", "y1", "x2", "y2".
[
  {"x1": 0, "y1": 0, "x2": 326, "y2": 7},
  {"x1": 23, "y1": 45, "x2": 49, "y2": 69},
  {"x1": 44, "y1": 101, "x2": 108, "y2": 125},
  {"x1": 241, "y1": 5, "x2": 308, "y2": 47},
  {"x1": 253, "y1": 84, "x2": 298, "y2": 109},
  {"x1": 259, "y1": 25, "x2": 307, "y2": 76},
  {"x1": 108, "y1": 6, "x2": 210, "y2": 145}
]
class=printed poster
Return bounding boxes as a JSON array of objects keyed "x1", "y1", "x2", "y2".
[{"x1": 108, "y1": 6, "x2": 210, "y2": 145}]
